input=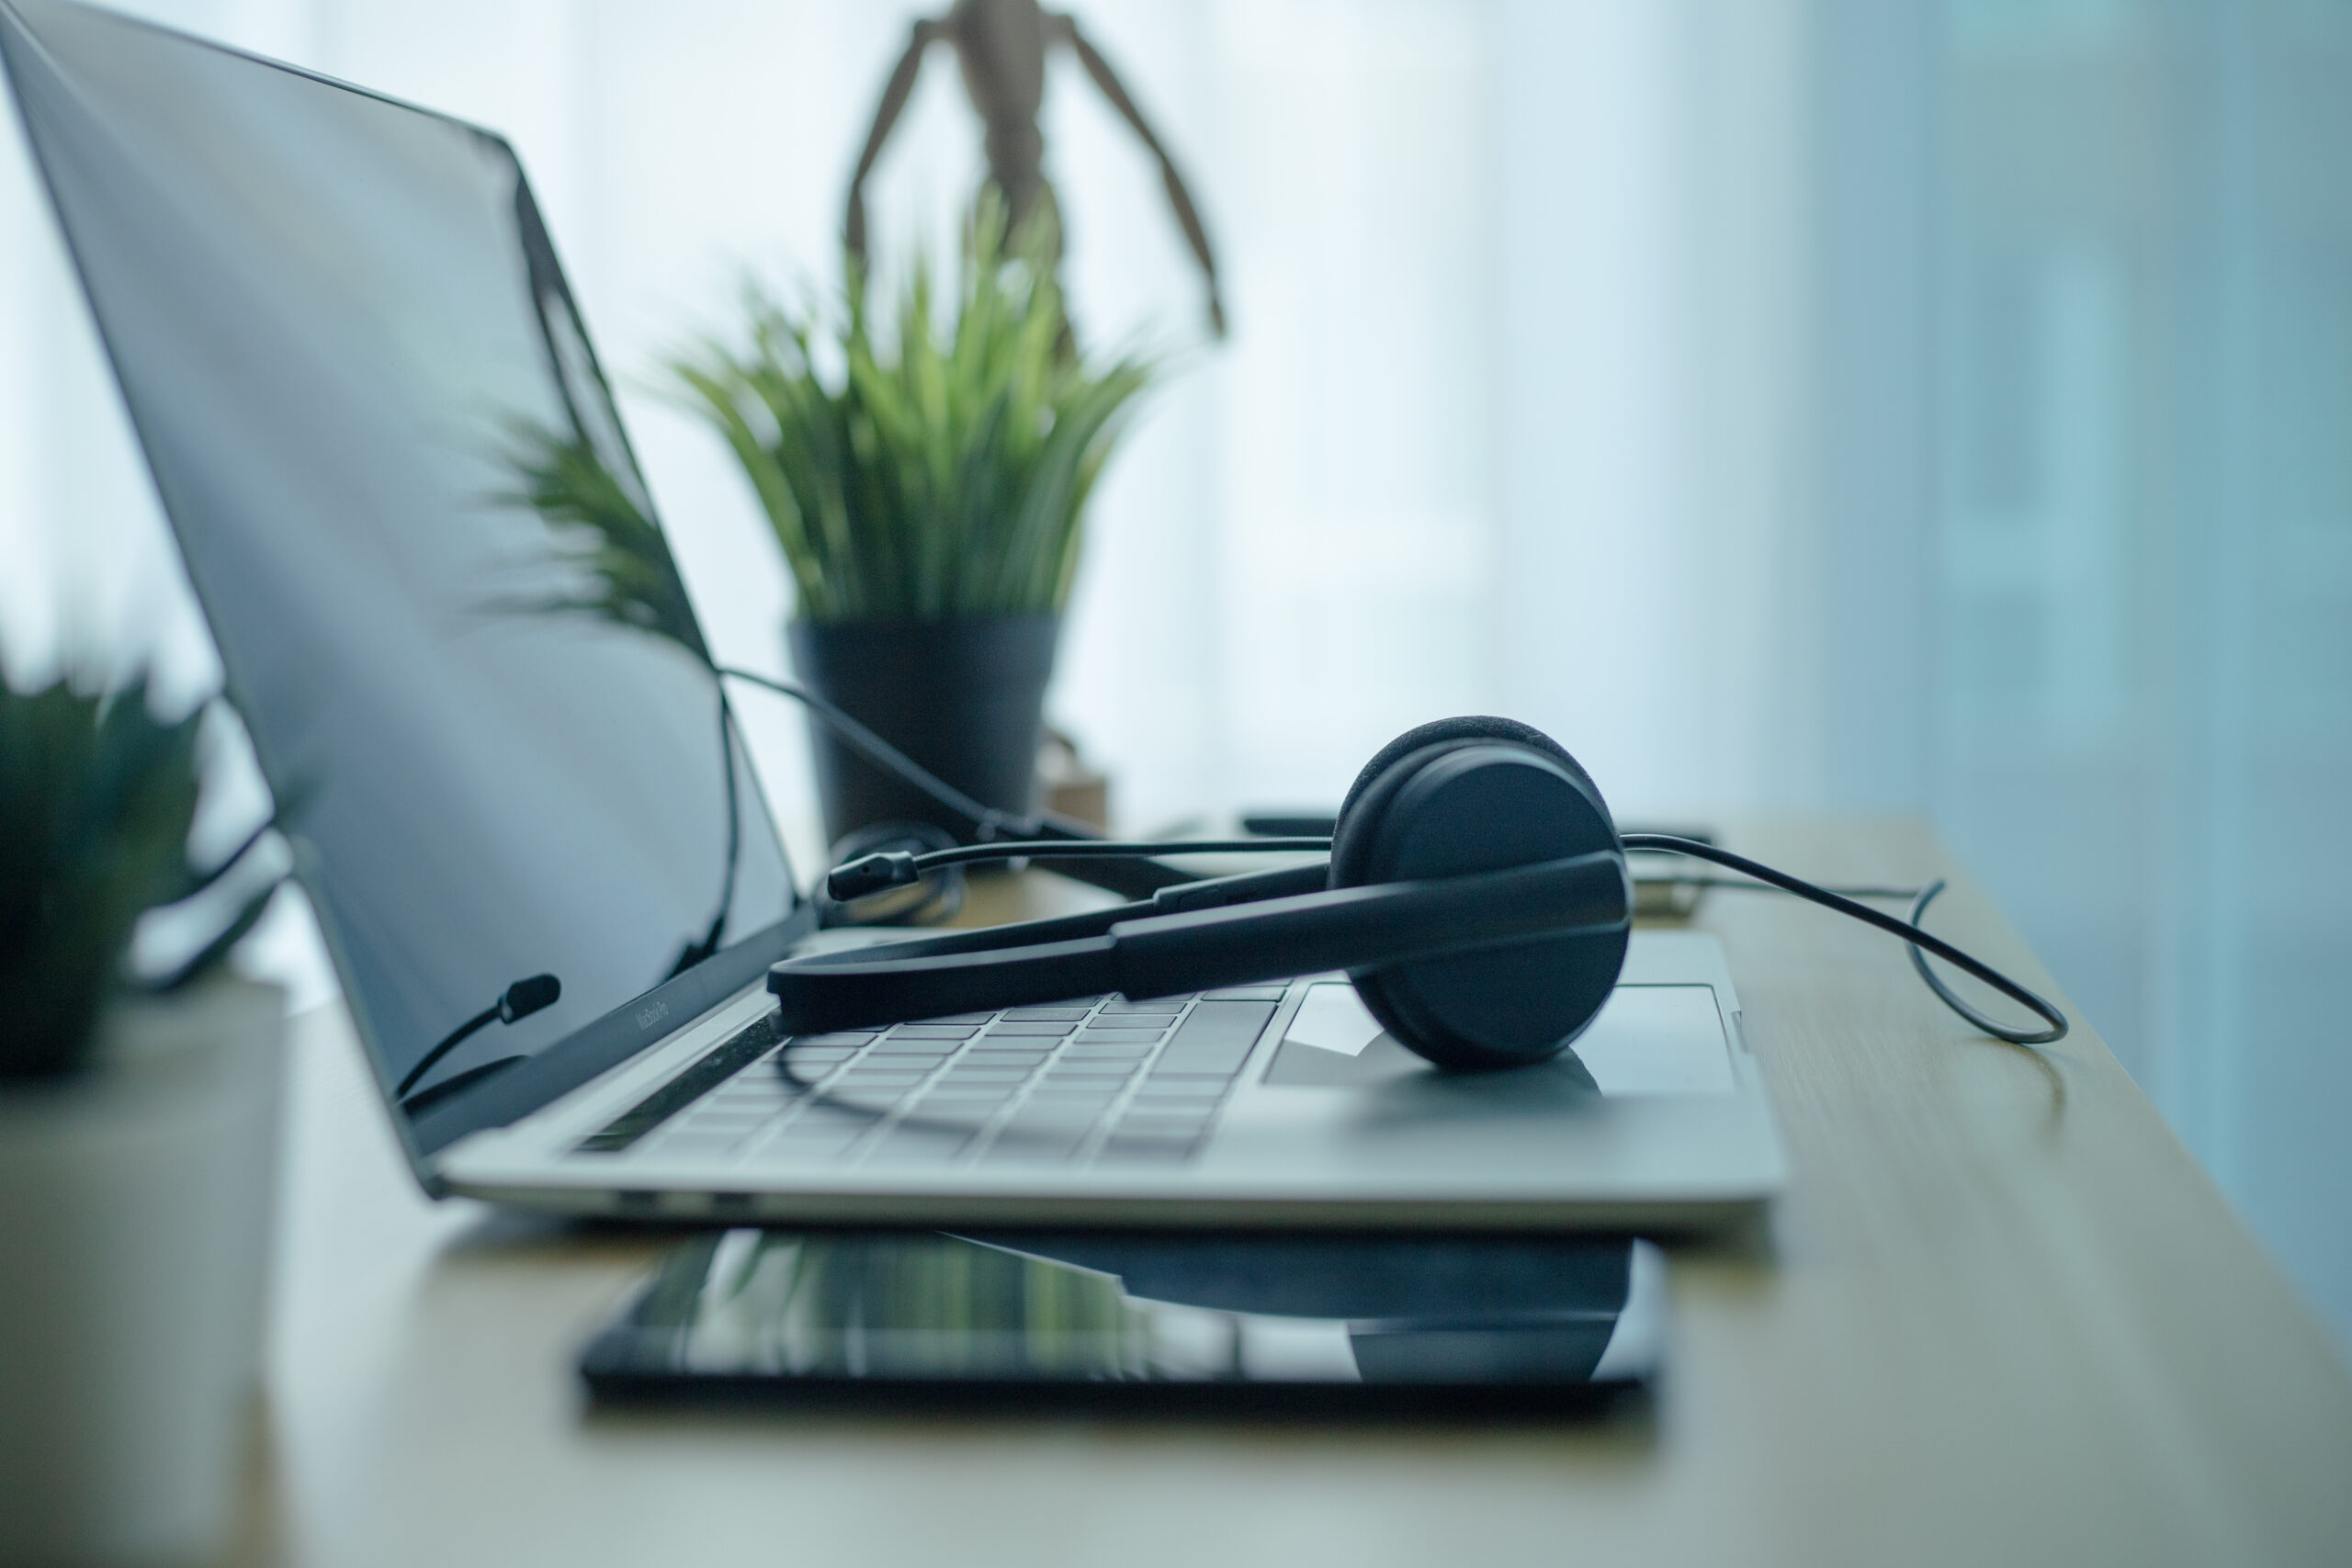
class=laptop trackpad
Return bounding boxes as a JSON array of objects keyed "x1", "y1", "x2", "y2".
[{"x1": 1263, "y1": 983, "x2": 1735, "y2": 1096}]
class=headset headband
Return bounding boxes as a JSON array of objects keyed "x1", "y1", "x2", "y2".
[{"x1": 769, "y1": 851, "x2": 1631, "y2": 1034}]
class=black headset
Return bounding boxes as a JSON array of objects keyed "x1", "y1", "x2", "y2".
[{"x1": 766, "y1": 716, "x2": 2069, "y2": 1070}]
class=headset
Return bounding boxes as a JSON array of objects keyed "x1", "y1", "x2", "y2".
[{"x1": 764, "y1": 715, "x2": 2069, "y2": 1071}]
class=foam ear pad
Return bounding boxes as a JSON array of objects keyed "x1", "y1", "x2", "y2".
[
  {"x1": 1335, "y1": 715, "x2": 1597, "y2": 838},
  {"x1": 1331, "y1": 718, "x2": 1629, "y2": 1071}
]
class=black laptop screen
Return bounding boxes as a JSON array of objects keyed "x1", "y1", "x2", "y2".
[{"x1": 1, "y1": 0, "x2": 800, "y2": 1134}]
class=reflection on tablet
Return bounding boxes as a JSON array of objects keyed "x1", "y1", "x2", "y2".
[{"x1": 581, "y1": 1229, "x2": 1665, "y2": 1404}]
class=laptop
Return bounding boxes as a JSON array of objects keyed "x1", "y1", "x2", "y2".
[{"x1": 1, "y1": 0, "x2": 1786, "y2": 1229}]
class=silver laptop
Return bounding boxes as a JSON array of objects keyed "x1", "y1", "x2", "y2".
[{"x1": 3, "y1": 0, "x2": 1785, "y2": 1229}]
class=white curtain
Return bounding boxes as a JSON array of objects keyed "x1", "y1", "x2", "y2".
[{"x1": 4, "y1": 0, "x2": 2346, "y2": 1344}]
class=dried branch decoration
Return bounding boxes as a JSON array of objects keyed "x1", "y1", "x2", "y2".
[{"x1": 844, "y1": 0, "x2": 1227, "y2": 340}]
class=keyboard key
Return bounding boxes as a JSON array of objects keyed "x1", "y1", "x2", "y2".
[
  {"x1": 1148, "y1": 1066, "x2": 1250, "y2": 1086},
  {"x1": 987, "y1": 1021, "x2": 1078, "y2": 1037},
  {"x1": 910, "y1": 1111, "x2": 1006, "y2": 1136},
  {"x1": 1095, "y1": 1135, "x2": 1198, "y2": 1164},
  {"x1": 709, "y1": 1086, "x2": 794, "y2": 1104},
  {"x1": 1131, "y1": 1079, "x2": 1227, "y2": 1100},
  {"x1": 652, "y1": 1135, "x2": 751, "y2": 1159},
  {"x1": 758, "y1": 1126, "x2": 865, "y2": 1159},
  {"x1": 1001, "y1": 1123, "x2": 1098, "y2": 1148},
  {"x1": 981, "y1": 1133, "x2": 1089, "y2": 1162},
  {"x1": 917, "y1": 1102, "x2": 1012, "y2": 1122},
  {"x1": 1063, "y1": 1042, "x2": 1153, "y2": 1056},
  {"x1": 766, "y1": 1114, "x2": 870, "y2": 1142},
  {"x1": 831, "y1": 1083, "x2": 916, "y2": 1105},
  {"x1": 795, "y1": 1032, "x2": 879, "y2": 1048},
  {"x1": 964, "y1": 1046, "x2": 1051, "y2": 1062},
  {"x1": 772, "y1": 1054, "x2": 854, "y2": 1074},
  {"x1": 1104, "y1": 996, "x2": 1193, "y2": 1011},
  {"x1": 872, "y1": 1039, "x2": 958, "y2": 1055},
  {"x1": 777, "y1": 1104, "x2": 876, "y2": 1131},
  {"x1": 1122, "y1": 1089, "x2": 1216, "y2": 1113},
  {"x1": 1004, "y1": 1008, "x2": 1092, "y2": 1021},
  {"x1": 1007, "y1": 1091, "x2": 1105, "y2": 1112},
  {"x1": 1117, "y1": 1111, "x2": 1214, "y2": 1138},
  {"x1": 917, "y1": 1100, "x2": 1021, "y2": 1123},
  {"x1": 829, "y1": 1102, "x2": 911, "y2": 1124},
  {"x1": 670, "y1": 1134, "x2": 765, "y2": 1157},
  {"x1": 1004, "y1": 1090, "x2": 1102, "y2": 1115},
  {"x1": 683, "y1": 1112, "x2": 775, "y2": 1133},
  {"x1": 1154, "y1": 1000, "x2": 1277, "y2": 1072},
  {"x1": 1045, "y1": 1062, "x2": 1137, "y2": 1078},
  {"x1": 1025, "y1": 1090, "x2": 1119, "y2": 1110},
  {"x1": 891, "y1": 1025, "x2": 981, "y2": 1041},
  {"x1": 682, "y1": 1107, "x2": 772, "y2": 1128},
  {"x1": 662, "y1": 1119, "x2": 759, "y2": 1143},
  {"x1": 687, "y1": 1093, "x2": 783, "y2": 1112},
  {"x1": 1204, "y1": 987, "x2": 1290, "y2": 1001},
  {"x1": 865, "y1": 1125, "x2": 974, "y2": 1164}
]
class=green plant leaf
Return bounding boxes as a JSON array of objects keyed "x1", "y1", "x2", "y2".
[
  {"x1": 668, "y1": 193, "x2": 1163, "y2": 624},
  {"x1": 0, "y1": 672, "x2": 269, "y2": 1080},
  {"x1": 490, "y1": 421, "x2": 712, "y2": 667}
]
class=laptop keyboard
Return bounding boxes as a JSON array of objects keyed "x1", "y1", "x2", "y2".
[{"x1": 570, "y1": 989, "x2": 1287, "y2": 1169}]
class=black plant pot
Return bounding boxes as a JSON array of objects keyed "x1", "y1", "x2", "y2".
[{"x1": 788, "y1": 615, "x2": 1060, "y2": 847}]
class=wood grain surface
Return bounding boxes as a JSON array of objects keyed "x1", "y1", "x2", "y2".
[{"x1": 235, "y1": 822, "x2": 2352, "y2": 1567}]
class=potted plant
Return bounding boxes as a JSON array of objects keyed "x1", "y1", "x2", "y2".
[
  {"x1": 0, "y1": 665, "x2": 287, "y2": 1567},
  {"x1": 673, "y1": 200, "x2": 1157, "y2": 845}
]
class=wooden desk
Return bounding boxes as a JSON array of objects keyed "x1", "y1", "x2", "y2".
[{"x1": 243, "y1": 821, "x2": 2352, "y2": 1567}]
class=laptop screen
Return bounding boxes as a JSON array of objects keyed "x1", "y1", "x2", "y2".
[{"x1": 1, "y1": 0, "x2": 803, "y2": 1148}]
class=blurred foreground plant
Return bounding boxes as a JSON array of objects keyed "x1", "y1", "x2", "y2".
[{"x1": 0, "y1": 670, "x2": 277, "y2": 1081}]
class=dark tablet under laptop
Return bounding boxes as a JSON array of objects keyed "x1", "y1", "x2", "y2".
[{"x1": 580, "y1": 1230, "x2": 1666, "y2": 1410}]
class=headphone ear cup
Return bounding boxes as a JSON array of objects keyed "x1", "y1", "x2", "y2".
[
  {"x1": 1335, "y1": 715, "x2": 1598, "y2": 840},
  {"x1": 1331, "y1": 721, "x2": 1629, "y2": 1071}
]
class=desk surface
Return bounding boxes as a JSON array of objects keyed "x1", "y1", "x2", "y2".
[{"x1": 244, "y1": 819, "x2": 2352, "y2": 1567}]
